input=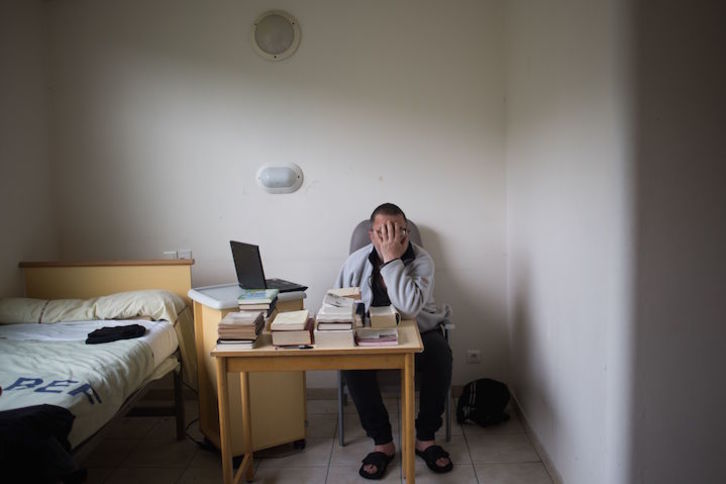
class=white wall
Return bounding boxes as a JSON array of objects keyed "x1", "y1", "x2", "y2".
[
  {"x1": 630, "y1": 1, "x2": 726, "y2": 482},
  {"x1": 0, "y1": 0, "x2": 58, "y2": 296},
  {"x1": 505, "y1": 1, "x2": 632, "y2": 483},
  {"x1": 45, "y1": 0, "x2": 508, "y2": 387}
]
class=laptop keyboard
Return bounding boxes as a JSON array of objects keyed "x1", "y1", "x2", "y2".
[{"x1": 266, "y1": 278, "x2": 305, "y2": 292}]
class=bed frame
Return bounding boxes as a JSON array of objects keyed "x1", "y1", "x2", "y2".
[{"x1": 17, "y1": 259, "x2": 194, "y2": 464}]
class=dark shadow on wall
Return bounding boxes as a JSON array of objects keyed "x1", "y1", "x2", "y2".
[{"x1": 629, "y1": 1, "x2": 726, "y2": 483}]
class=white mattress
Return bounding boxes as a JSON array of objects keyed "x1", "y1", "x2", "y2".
[{"x1": 0, "y1": 319, "x2": 178, "y2": 368}]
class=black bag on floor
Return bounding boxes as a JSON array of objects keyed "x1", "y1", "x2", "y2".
[{"x1": 456, "y1": 378, "x2": 511, "y2": 427}]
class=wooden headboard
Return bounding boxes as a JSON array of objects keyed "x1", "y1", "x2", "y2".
[{"x1": 18, "y1": 260, "x2": 194, "y2": 306}]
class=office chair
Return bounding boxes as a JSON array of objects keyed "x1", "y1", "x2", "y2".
[{"x1": 337, "y1": 219, "x2": 454, "y2": 446}]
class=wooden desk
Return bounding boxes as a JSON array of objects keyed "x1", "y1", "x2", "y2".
[
  {"x1": 212, "y1": 319, "x2": 424, "y2": 484},
  {"x1": 190, "y1": 285, "x2": 307, "y2": 455}
]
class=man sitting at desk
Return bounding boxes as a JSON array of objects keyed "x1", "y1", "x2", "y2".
[{"x1": 336, "y1": 202, "x2": 453, "y2": 480}]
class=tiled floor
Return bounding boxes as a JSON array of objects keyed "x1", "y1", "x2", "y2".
[{"x1": 83, "y1": 398, "x2": 553, "y2": 483}]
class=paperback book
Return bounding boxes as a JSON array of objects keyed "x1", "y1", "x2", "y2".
[
  {"x1": 369, "y1": 305, "x2": 400, "y2": 329},
  {"x1": 238, "y1": 288, "x2": 279, "y2": 305},
  {"x1": 356, "y1": 327, "x2": 399, "y2": 347},
  {"x1": 314, "y1": 327, "x2": 355, "y2": 347},
  {"x1": 270, "y1": 309, "x2": 310, "y2": 331},
  {"x1": 272, "y1": 317, "x2": 314, "y2": 346}
]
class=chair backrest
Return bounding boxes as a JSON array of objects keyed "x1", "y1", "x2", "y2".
[{"x1": 349, "y1": 219, "x2": 423, "y2": 254}]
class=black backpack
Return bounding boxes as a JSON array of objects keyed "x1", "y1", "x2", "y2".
[{"x1": 456, "y1": 378, "x2": 511, "y2": 427}]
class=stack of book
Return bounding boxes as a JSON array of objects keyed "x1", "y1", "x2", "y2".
[
  {"x1": 314, "y1": 288, "x2": 362, "y2": 348},
  {"x1": 217, "y1": 310, "x2": 265, "y2": 349},
  {"x1": 237, "y1": 288, "x2": 279, "y2": 318},
  {"x1": 237, "y1": 288, "x2": 279, "y2": 331},
  {"x1": 270, "y1": 309, "x2": 314, "y2": 346},
  {"x1": 369, "y1": 305, "x2": 400, "y2": 329},
  {"x1": 355, "y1": 327, "x2": 399, "y2": 347}
]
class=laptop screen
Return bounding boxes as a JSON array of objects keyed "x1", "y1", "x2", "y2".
[{"x1": 230, "y1": 241, "x2": 267, "y2": 289}]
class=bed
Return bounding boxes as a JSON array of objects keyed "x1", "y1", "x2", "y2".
[{"x1": 0, "y1": 259, "x2": 195, "y2": 480}]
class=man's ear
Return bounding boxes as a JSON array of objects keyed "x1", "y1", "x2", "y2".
[{"x1": 368, "y1": 230, "x2": 376, "y2": 244}]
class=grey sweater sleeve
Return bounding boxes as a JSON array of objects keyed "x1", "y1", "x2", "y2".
[
  {"x1": 379, "y1": 254, "x2": 435, "y2": 320},
  {"x1": 334, "y1": 246, "x2": 367, "y2": 289},
  {"x1": 336, "y1": 243, "x2": 447, "y2": 332}
]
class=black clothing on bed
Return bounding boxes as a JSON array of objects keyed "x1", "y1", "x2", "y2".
[
  {"x1": 85, "y1": 324, "x2": 146, "y2": 344},
  {"x1": 0, "y1": 404, "x2": 83, "y2": 483}
]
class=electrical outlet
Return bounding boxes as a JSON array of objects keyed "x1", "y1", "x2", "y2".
[
  {"x1": 178, "y1": 249, "x2": 193, "y2": 260},
  {"x1": 163, "y1": 250, "x2": 178, "y2": 260},
  {"x1": 466, "y1": 349, "x2": 481, "y2": 364}
]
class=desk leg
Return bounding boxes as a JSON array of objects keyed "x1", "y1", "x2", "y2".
[
  {"x1": 400, "y1": 366, "x2": 407, "y2": 461},
  {"x1": 402, "y1": 353, "x2": 416, "y2": 483},
  {"x1": 240, "y1": 371, "x2": 254, "y2": 482},
  {"x1": 215, "y1": 357, "x2": 233, "y2": 484}
]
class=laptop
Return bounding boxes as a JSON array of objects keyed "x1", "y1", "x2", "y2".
[{"x1": 230, "y1": 241, "x2": 308, "y2": 293}]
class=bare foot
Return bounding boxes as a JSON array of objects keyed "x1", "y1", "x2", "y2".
[
  {"x1": 362, "y1": 441, "x2": 395, "y2": 475},
  {"x1": 416, "y1": 439, "x2": 450, "y2": 469}
]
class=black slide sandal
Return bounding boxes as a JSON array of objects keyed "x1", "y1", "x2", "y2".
[
  {"x1": 359, "y1": 451, "x2": 395, "y2": 480},
  {"x1": 415, "y1": 445, "x2": 453, "y2": 473}
]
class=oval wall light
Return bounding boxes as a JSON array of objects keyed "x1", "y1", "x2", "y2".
[{"x1": 256, "y1": 163, "x2": 304, "y2": 194}]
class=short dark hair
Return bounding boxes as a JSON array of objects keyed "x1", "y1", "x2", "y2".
[{"x1": 370, "y1": 203, "x2": 407, "y2": 224}]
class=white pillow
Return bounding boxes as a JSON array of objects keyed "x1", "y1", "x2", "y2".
[{"x1": 0, "y1": 290, "x2": 185, "y2": 324}]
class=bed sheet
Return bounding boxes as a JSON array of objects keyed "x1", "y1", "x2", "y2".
[
  {"x1": 0, "y1": 321, "x2": 178, "y2": 447},
  {"x1": 0, "y1": 319, "x2": 178, "y2": 368}
]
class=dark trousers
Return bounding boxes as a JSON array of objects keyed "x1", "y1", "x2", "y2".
[{"x1": 343, "y1": 328, "x2": 453, "y2": 445}]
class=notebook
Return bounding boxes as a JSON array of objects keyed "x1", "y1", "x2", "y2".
[{"x1": 230, "y1": 240, "x2": 308, "y2": 293}]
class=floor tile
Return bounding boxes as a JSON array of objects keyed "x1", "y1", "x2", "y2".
[
  {"x1": 83, "y1": 466, "x2": 114, "y2": 484},
  {"x1": 181, "y1": 449, "x2": 255, "y2": 483},
  {"x1": 184, "y1": 419, "x2": 206, "y2": 443},
  {"x1": 187, "y1": 448, "x2": 223, "y2": 470},
  {"x1": 146, "y1": 416, "x2": 187, "y2": 441},
  {"x1": 414, "y1": 435, "x2": 472, "y2": 468},
  {"x1": 309, "y1": 397, "x2": 398, "y2": 415},
  {"x1": 326, "y1": 463, "x2": 402, "y2": 483},
  {"x1": 252, "y1": 465, "x2": 329, "y2": 483},
  {"x1": 257, "y1": 437, "x2": 333, "y2": 468},
  {"x1": 122, "y1": 438, "x2": 199, "y2": 467},
  {"x1": 104, "y1": 466, "x2": 186, "y2": 484},
  {"x1": 84, "y1": 438, "x2": 140, "y2": 468},
  {"x1": 330, "y1": 433, "x2": 400, "y2": 467},
  {"x1": 467, "y1": 432, "x2": 541, "y2": 464},
  {"x1": 413, "y1": 463, "x2": 478, "y2": 484},
  {"x1": 80, "y1": 396, "x2": 552, "y2": 483},
  {"x1": 185, "y1": 399, "x2": 200, "y2": 421},
  {"x1": 461, "y1": 411, "x2": 525, "y2": 437},
  {"x1": 307, "y1": 412, "x2": 338, "y2": 439},
  {"x1": 178, "y1": 465, "x2": 223, "y2": 484},
  {"x1": 339, "y1": 413, "x2": 368, "y2": 443},
  {"x1": 106, "y1": 416, "x2": 160, "y2": 440},
  {"x1": 339, "y1": 411, "x2": 400, "y2": 443},
  {"x1": 383, "y1": 397, "x2": 400, "y2": 415},
  {"x1": 307, "y1": 399, "x2": 340, "y2": 415},
  {"x1": 475, "y1": 462, "x2": 554, "y2": 484},
  {"x1": 435, "y1": 414, "x2": 464, "y2": 439}
]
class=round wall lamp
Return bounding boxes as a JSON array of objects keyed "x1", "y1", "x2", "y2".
[
  {"x1": 251, "y1": 10, "x2": 301, "y2": 61},
  {"x1": 256, "y1": 163, "x2": 304, "y2": 194}
]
